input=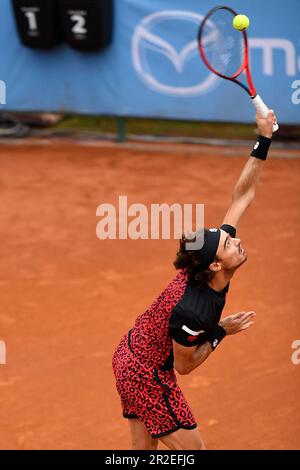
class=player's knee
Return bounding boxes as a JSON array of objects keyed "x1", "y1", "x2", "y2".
[
  {"x1": 132, "y1": 436, "x2": 158, "y2": 450},
  {"x1": 190, "y1": 435, "x2": 206, "y2": 450},
  {"x1": 150, "y1": 439, "x2": 159, "y2": 450},
  {"x1": 199, "y1": 439, "x2": 206, "y2": 450},
  {"x1": 189, "y1": 439, "x2": 206, "y2": 450}
]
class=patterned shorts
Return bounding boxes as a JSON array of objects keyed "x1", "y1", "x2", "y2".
[{"x1": 112, "y1": 333, "x2": 197, "y2": 439}]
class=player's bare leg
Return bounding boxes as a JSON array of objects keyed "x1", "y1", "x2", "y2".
[
  {"x1": 128, "y1": 418, "x2": 158, "y2": 450},
  {"x1": 159, "y1": 427, "x2": 206, "y2": 450}
]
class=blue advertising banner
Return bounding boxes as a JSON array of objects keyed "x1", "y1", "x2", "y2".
[{"x1": 0, "y1": 0, "x2": 299, "y2": 123}]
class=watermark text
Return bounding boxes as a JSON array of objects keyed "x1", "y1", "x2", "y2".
[
  {"x1": 291, "y1": 339, "x2": 300, "y2": 365},
  {"x1": 291, "y1": 80, "x2": 300, "y2": 105},
  {"x1": 0, "y1": 340, "x2": 6, "y2": 365},
  {"x1": 0, "y1": 80, "x2": 6, "y2": 105},
  {"x1": 96, "y1": 196, "x2": 205, "y2": 249}
]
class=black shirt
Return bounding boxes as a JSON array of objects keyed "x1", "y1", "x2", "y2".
[{"x1": 169, "y1": 224, "x2": 236, "y2": 348}]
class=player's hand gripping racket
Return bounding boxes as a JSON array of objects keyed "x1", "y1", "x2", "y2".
[{"x1": 198, "y1": 5, "x2": 279, "y2": 132}]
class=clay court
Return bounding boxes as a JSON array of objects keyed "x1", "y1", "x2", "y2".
[{"x1": 0, "y1": 138, "x2": 299, "y2": 450}]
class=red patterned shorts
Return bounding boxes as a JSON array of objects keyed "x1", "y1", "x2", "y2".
[{"x1": 112, "y1": 332, "x2": 197, "y2": 439}]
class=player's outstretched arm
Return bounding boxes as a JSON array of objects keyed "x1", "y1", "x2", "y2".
[{"x1": 222, "y1": 111, "x2": 277, "y2": 229}]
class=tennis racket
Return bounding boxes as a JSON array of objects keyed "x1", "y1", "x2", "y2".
[{"x1": 198, "y1": 5, "x2": 279, "y2": 132}]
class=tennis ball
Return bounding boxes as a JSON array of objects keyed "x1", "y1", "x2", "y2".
[{"x1": 233, "y1": 14, "x2": 250, "y2": 31}]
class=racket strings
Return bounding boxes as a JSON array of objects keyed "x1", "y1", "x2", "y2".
[{"x1": 200, "y1": 10, "x2": 245, "y2": 78}]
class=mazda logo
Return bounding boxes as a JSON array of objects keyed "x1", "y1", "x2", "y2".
[{"x1": 132, "y1": 10, "x2": 220, "y2": 97}]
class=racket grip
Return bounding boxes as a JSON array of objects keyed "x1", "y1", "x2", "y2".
[{"x1": 251, "y1": 94, "x2": 279, "y2": 132}]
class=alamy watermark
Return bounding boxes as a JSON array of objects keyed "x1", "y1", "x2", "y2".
[
  {"x1": 291, "y1": 80, "x2": 300, "y2": 105},
  {"x1": 0, "y1": 340, "x2": 6, "y2": 365},
  {"x1": 96, "y1": 196, "x2": 205, "y2": 249},
  {"x1": 291, "y1": 339, "x2": 300, "y2": 365},
  {"x1": 0, "y1": 80, "x2": 6, "y2": 105}
]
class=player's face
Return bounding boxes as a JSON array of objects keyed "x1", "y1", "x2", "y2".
[{"x1": 216, "y1": 229, "x2": 247, "y2": 270}]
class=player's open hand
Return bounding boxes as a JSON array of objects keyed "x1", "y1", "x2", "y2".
[
  {"x1": 219, "y1": 311, "x2": 256, "y2": 335},
  {"x1": 256, "y1": 111, "x2": 277, "y2": 139}
]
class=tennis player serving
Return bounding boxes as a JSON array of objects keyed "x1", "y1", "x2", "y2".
[{"x1": 112, "y1": 111, "x2": 277, "y2": 450}]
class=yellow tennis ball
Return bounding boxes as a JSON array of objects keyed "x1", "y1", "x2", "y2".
[{"x1": 233, "y1": 14, "x2": 250, "y2": 31}]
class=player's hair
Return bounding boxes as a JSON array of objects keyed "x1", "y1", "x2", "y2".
[{"x1": 173, "y1": 229, "x2": 218, "y2": 288}]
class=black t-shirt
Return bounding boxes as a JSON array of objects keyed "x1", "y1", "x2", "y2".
[{"x1": 169, "y1": 224, "x2": 236, "y2": 348}]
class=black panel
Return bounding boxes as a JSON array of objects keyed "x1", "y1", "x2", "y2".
[
  {"x1": 12, "y1": 0, "x2": 62, "y2": 48},
  {"x1": 59, "y1": 0, "x2": 113, "y2": 51}
]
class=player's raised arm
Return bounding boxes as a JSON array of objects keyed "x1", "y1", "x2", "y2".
[{"x1": 222, "y1": 111, "x2": 277, "y2": 229}]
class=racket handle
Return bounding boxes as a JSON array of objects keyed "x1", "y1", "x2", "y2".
[{"x1": 251, "y1": 95, "x2": 279, "y2": 133}]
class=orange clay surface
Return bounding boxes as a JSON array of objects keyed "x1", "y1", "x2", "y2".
[{"x1": 0, "y1": 139, "x2": 299, "y2": 450}]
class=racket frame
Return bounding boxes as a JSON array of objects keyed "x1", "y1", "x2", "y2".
[{"x1": 198, "y1": 5, "x2": 279, "y2": 131}]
